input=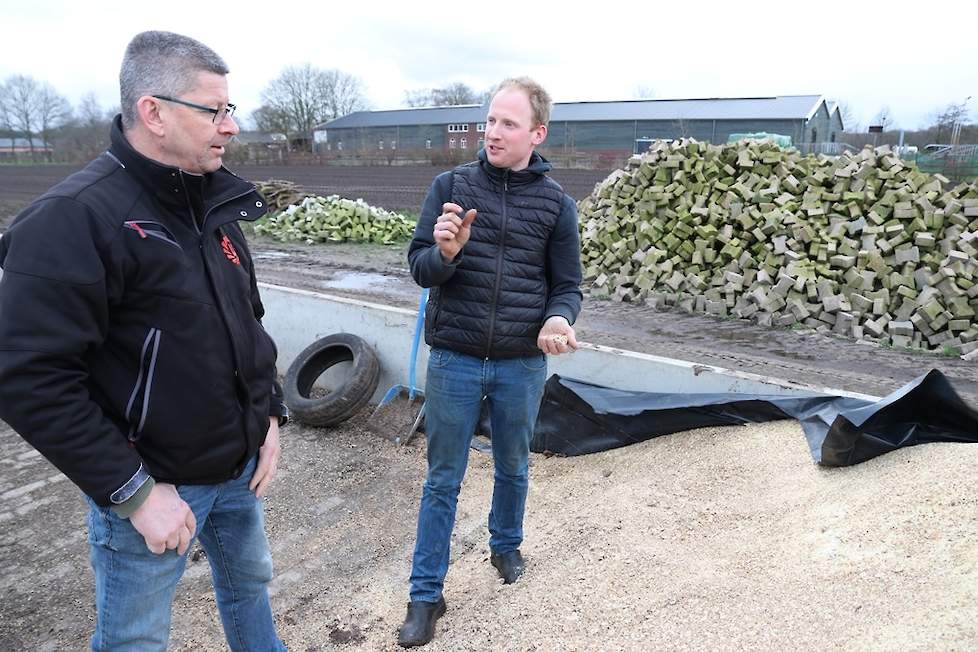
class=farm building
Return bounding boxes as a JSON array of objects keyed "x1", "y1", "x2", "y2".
[
  {"x1": 0, "y1": 138, "x2": 53, "y2": 161},
  {"x1": 314, "y1": 95, "x2": 844, "y2": 166}
]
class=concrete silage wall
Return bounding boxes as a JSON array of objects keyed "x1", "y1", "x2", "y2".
[{"x1": 259, "y1": 283, "x2": 877, "y2": 404}]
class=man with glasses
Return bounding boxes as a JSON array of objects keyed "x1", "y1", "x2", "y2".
[{"x1": 0, "y1": 31, "x2": 287, "y2": 650}]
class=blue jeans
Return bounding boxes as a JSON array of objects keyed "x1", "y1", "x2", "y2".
[
  {"x1": 409, "y1": 347, "x2": 547, "y2": 602},
  {"x1": 86, "y1": 455, "x2": 286, "y2": 652}
]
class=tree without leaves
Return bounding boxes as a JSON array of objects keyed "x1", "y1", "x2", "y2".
[
  {"x1": 251, "y1": 104, "x2": 293, "y2": 139},
  {"x1": 433, "y1": 82, "x2": 477, "y2": 106},
  {"x1": 633, "y1": 84, "x2": 656, "y2": 100},
  {"x1": 403, "y1": 82, "x2": 479, "y2": 107},
  {"x1": 36, "y1": 84, "x2": 72, "y2": 161},
  {"x1": 929, "y1": 101, "x2": 971, "y2": 143},
  {"x1": 1, "y1": 75, "x2": 41, "y2": 158},
  {"x1": 257, "y1": 64, "x2": 369, "y2": 150},
  {"x1": 320, "y1": 69, "x2": 370, "y2": 118},
  {"x1": 831, "y1": 100, "x2": 859, "y2": 133},
  {"x1": 873, "y1": 106, "x2": 894, "y2": 131},
  {"x1": 0, "y1": 74, "x2": 71, "y2": 161},
  {"x1": 403, "y1": 89, "x2": 432, "y2": 107},
  {"x1": 57, "y1": 92, "x2": 112, "y2": 161}
]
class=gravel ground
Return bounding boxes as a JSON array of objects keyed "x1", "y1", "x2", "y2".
[{"x1": 3, "y1": 413, "x2": 978, "y2": 651}]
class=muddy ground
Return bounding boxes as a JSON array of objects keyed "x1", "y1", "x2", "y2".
[{"x1": 2, "y1": 164, "x2": 978, "y2": 650}]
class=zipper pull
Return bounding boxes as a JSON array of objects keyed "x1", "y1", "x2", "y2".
[{"x1": 125, "y1": 221, "x2": 148, "y2": 239}]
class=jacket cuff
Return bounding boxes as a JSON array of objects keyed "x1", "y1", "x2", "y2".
[
  {"x1": 110, "y1": 476, "x2": 155, "y2": 518},
  {"x1": 270, "y1": 403, "x2": 290, "y2": 427},
  {"x1": 109, "y1": 462, "x2": 152, "y2": 504},
  {"x1": 544, "y1": 308, "x2": 576, "y2": 327},
  {"x1": 269, "y1": 382, "x2": 289, "y2": 427}
]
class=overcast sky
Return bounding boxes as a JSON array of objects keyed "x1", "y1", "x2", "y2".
[{"x1": 3, "y1": 0, "x2": 977, "y2": 132}]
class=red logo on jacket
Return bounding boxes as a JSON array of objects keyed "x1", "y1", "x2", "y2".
[{"x1": 221, "y1": 234, "x2": 241, "y2": 265}]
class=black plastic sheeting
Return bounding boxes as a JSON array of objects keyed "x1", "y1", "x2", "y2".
[{"x1": 530, "y1": 369, "x2": 978, "y2": 466}]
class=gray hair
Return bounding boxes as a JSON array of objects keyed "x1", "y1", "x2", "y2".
[{"x1": 119, "y1": 31, "x2": 229, "y2": 130}]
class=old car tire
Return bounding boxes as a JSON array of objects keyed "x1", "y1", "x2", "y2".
[{"x1": 284, "y1": 333, "x2": 380, "y2": 427}]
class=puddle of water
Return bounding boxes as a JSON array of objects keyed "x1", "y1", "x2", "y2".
[
  {"x1": 253, "y1": 251, "x2": 291, "y2": 260},
  {"x1": 321, "y1": 272, "x2": 392, "y2": 291}
]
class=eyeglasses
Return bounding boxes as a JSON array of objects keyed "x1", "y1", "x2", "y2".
[{"x1": 152, "y1": 95, "x2": 236, "y2": 124}]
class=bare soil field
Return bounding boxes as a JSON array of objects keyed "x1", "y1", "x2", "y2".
[{"x1": 0, "y1": 163, "x2": 612, "y2": 225}]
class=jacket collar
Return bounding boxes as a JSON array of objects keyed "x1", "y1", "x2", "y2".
[
  {"x1": 477, "y1": 148, "x2": 552, "y2": 187},
  {"x1": 106, "y1": 115, "x2": 257, "y2": 218}
]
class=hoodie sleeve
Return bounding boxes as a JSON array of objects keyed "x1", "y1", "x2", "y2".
[
  {"x1": 544, "y1": 194, "x2": 584, "y2": 325},
  {"x1": 408, "y1": 171, "x2": 461, "y2": 287},
  {"x1": 0, "y1": 198, "x2": 147, "y2": 507}
]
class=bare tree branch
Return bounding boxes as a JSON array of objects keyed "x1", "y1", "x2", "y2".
[
  {"x1": 402, "y1": 82, "x2": 478, "y2": 107},
  {"x1": 256, "y1": 64, "x2": 369, "y2": 150}
]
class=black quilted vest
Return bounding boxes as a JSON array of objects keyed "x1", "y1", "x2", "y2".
[{"x1": 425, "y1": 155, "x2": 566, "y2": 359}]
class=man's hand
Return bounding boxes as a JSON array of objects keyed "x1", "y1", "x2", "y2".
[
  {"x1": 129, "y1": 483, "x2": 196, "y2": 555},
  {"x1": 537, "y1": 316, "x2": 579, "y2": 355},
  {"x1": 249, "y1": 417, "x2": 280, "y2": 498},
  {"x1": 434, "y1": 202, "x2": 477, "y2": 262}
]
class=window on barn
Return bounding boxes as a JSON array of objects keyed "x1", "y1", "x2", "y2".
[
  {"x1": 449, "y1": 138, "x2": 456, "y2": 149},
  {"x1": 460, "y1": 138, "x2": 467, "y2": 149}
]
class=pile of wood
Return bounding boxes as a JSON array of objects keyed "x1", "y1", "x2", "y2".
[
  {"x1": 578, "y1": 139, "x2": 978, "y2": 357},
  {"x1": 254, "y1": 179, "x2": 313, "y2": 212}
]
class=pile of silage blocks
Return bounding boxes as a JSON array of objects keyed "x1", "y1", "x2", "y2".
[
  {"x1": 578, "y1": 139, "x2": 978, "y2": 357},
  {"x1": 253, "y1": 195, "x2": 416, "y2": 245}
]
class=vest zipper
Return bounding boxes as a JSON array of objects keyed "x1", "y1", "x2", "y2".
[{"x1": 485, "y1": 171, "x2": 509, "y2": 358}]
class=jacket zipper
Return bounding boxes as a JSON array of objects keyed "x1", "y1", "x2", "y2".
[
  {"x1": 179, "y1": 173, "x2": 203, "y2": 236},
  {"x1": 124, "y1": 220, "x2": 183, "y2": 249},
  {"x1": 193, "y1": 182, "x2": 263, "y2": 440},
  {"x1": 485, "y1": 171, "x2": 509, "y2": 358},
  {"x1": 125, "y1": 327, "x2": 161, "y2": 442}
]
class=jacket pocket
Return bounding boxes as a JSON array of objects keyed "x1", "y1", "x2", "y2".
[
  {"x1": 124, "y1": 221, "x2": 183, "y2": 250},
  {"x1": 124, "y1": 327, "x2": 162, "y2": 442}
]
